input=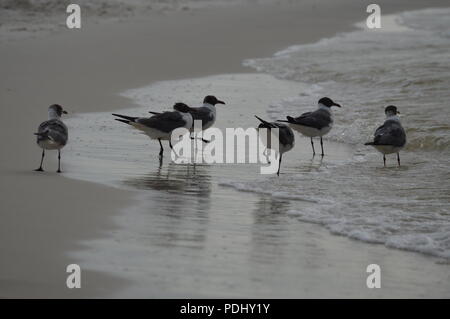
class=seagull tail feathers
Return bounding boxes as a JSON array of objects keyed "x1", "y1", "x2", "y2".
[
  {"x1": 115, "y1": 119, "x2": 132, "y2": 125},
  {"x1": 254, "y1": 115, "x2": 270, "y2": 125},
  {"x1": 277, "y1": 116, "x2": 295, "y2": 123},
  {"x1": 112, "y1": 113, "x2": 138, "y2": 122},
  {"x1": 364, "y1": 142, "x2": 375, "y2": 146},
  {"x1": 255, "y1": 115, "x2": 278, "y2": 129}
]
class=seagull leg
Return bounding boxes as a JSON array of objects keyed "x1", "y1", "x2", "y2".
[
  {"x1": 320, "y1": 137, "x2": 324, "y2": 157},
  {"x1": 57, "y1": 150, "x2": 62, "y2": 173},
  {"x1": 190, "y1": 131, "x2": 198, "y2": 141},
  {"x1": 158, "y1": 138, "x2": 164, "y2": 157},
  {"x1": 35, "y1": 149, "x2": 45, "y2": 172},
  {"x1": 397, "y1": 153, "x2": 401, "y2": 167},
  {"x1": 277, "y1": 153, "x2": 282, "y2": 176},
  {"x1": 169, "y1": 140, "x2": 180, "y2": 158},
  {"x1": 310, "y1": 138, "x2": 316, "y2": 156},
  {"x1": 383, "y1": 155, "x2": 386, "y2": 167}
]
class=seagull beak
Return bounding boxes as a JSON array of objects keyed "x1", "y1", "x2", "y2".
[
  {"x1": 332, "y1": 102, "x2": 341, "y2": 108},
  {"x1": 397, "y1": 111, "x2": 401, "y2": 114},
  {"x1": 63, "y1": 110, "x2": 68, "y2": 114},
  {"x1": 217, "y1": 100, "x2": 226, "y2": 105}
]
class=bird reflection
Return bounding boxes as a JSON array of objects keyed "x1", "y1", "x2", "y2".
[
  {"x1": 293, "y1": 155, "x2": 324, "y2": 173},
  {"x1": 122, "y1": 163, "x2": 212, "y2": 249},
  {"x1": 249, "y1": 196, "x2": 291, "y2": 265},
  {"x1": 123, "y1": 162, "x2": 211, "y2": 196}
]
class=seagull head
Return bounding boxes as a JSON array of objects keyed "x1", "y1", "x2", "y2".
[
  {"x1": 318, "y1": 97, "x2": 341, "y2": 108},
  {"x1": 204, "y1": 95, "x2": 225, "y2": 106},
  {"x1": 49, "y1": 104, "x2": 68, "y2": 117},
  {"x1": 385, "y1": 105, "x2": 400, "y2": 117}
]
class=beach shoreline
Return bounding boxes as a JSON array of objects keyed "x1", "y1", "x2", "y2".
[
  {"x1": 63, "y1": 72, "x2": 450, "y2": 298},
  {"x1": 1, "y1": 0, "x2": 449, "y2": 298}
]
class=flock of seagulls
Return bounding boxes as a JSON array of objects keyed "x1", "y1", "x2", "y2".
[
  {"x1": 113, "y1": 95, "x2": 226, "y2": 156},
  {"x1": 34, "y1": 96, "x2": 406, "y2": 174}
]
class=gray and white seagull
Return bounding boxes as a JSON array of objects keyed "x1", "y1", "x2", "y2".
[
  {"x1": 278, "y1": 97, "x2": 341, "y2": 156},
  {"x1": 173, "y1": 95, "x2": 225, "y2": 143},
  {"x1": 113, "y1": 104, "x2": 193, "y2": 158},
  {"x1": 255, "y1": 115, "x2": 295, "y2": 176},
  {"x1": 365, "y1": 105, "x2": 406, "y2": 167},
  {"x1": 34, "y1": 104, "x2": 69, "y2": 173}
]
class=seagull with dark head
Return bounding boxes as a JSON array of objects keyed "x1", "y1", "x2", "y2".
[
  {"x1": 365, "y1": 105, "x2": 406, "y2": 167},
  {"x1": 173, "y1": 95, "x2": 225, "y2": 143},
  {"x1": 113, "y1": 103, "x2": 193, "y2": 158},
  {"x1": 278, "y1": 97, "x2": 341, "y2": 156},
  {"x1": 34, "y1": 104, "x2": 69, "y2": 173},
  {"x1": 255, "y1": 115, "x2": 295, "y2": 176}
]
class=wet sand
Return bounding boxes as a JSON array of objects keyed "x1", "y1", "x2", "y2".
[
  {"x1": 64, "y1": 74, "x2": 450, "y2": 298},
  {"x1": 1, "y1": 0, "x2": 449, "y2": 298}
]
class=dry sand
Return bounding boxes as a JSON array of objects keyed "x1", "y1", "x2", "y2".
[{"x1": 0, "y1": 0, "x2": 448, "y2": 298}]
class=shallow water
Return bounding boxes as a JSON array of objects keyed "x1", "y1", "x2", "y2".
[
  {"x1": 242, "y1": 9, "x2": 450, "y2": 259},
  {"x1": 64, "y1": 74, "x2": 375, "y2": 297},
  {"x1": 62, "y1": 8, "x2": 450, "y2": 297}
]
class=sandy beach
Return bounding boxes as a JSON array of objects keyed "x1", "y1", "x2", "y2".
[{"x1": 1, "y1": 0, "x2": 449, "y2": 298}]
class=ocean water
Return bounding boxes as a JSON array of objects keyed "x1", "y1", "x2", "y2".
[
  {"x1": 62, "y1": 8, "x2": 450, "y2": 297},
  {"x1": 239, "y1": 8, "x2": 450, "y2": 259}
]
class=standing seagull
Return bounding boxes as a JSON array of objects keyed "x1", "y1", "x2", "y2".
[
  {"x1": 173, "y1": 95, "x2": 225, "y2": 143},
  {"x1": 34, "y1": 104, "x2": 68, "y2": 173},
  {"x1": 278, "y1": 97, "x2": 341, "y2": 156},
  {"x1": 255, "y1": 116, "x2": 295, "y2": 176},
  {"x1": 365, "y1": 105, "x2": 406, "y2": 167},
  {"x1": 113, "y1": 104, "x2": 193, "y2": 158}
]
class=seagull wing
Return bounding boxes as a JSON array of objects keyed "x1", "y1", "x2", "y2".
[
  {"x1": 373, "y1": 120, "x2": 406, "y2": 146},
  {"x1": 36, "y1": 119, "x2": 68, "y2": 145},
  {"x1": 137, "y1": 111, "x2": 186, "y2": 133},
  {"x1": 291, "y1": 109, "x2": 331, "y2": 129},
  {"x1": 190, "y1": 107, "x2": 214, "y2": 125}
]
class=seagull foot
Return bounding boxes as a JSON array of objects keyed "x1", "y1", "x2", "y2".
[{"x1": 34, "y1": 168, "x2": 44, "y2": 172}]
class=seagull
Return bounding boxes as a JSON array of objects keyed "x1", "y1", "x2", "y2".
[
  {"x1": 113, "y1": 104, "x2": 193, "y2": 158},
  {"x1": 173, "y1": 95, "x2": 225, "y2": 143},
  {"x1": 278, "y1": 97, "x2": 341, "y2": 156},
  {"x1": 365, "y1": 105, "x2": 406, "y2": 167},
  {"x1": 34, "y1": 104, "x2": 68, "y2": 173},
  {"x1": 255, "y1": 116, "x2": 295, "y2": 176}
]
